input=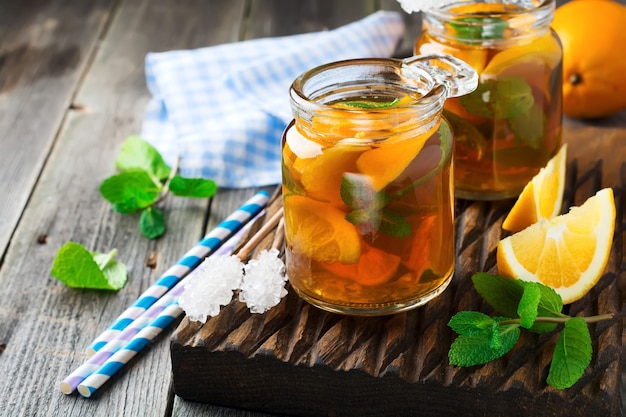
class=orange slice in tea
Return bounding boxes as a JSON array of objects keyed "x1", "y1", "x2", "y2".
[
  {"x1": 321, "y1": 242, "x2": 401, "y2": 286},
  {"x1": 283, "y1": 195, "x2": 361, "y2": 264},
  {"x1": 356, "y1": 121, "x2": 440, "y2": 191},
  {"x1": 497, "y1": 188, "x2": 616, "y2": 304},
  {"x1": 296, "y1": 141, "x2": 367, "y2": 206},
  {"x1": 502, "y1": 144, "x2": 567, "y2": 232},
  {"x1": 481, "y1": 33, "x2": 561, "y2": 77}
]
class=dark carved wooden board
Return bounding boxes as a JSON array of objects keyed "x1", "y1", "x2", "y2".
[{"x1": 170, "y1": 125, "x2": 625, "y2": 417}]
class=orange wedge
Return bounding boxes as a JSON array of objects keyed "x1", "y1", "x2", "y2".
[
  {"x1": 497, "y1": 188, "x2": 616, "y2": 304},
  {"x1": 502, "y1": 144, "x2": 567, "y2": 233},
  {"x1": 283, "y1": 195, "x2": 361, "y2": 264}
]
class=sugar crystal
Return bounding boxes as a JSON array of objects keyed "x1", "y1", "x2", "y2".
[
  {"x1": 179, "y1": 255, "x2": 243, "y2": 323},
  {"x1": 240, "y1": 248, "x2": 288, "y2": 314},
  {"x1": 395, "y1": 0, "x2": 453, "y2": 13}
]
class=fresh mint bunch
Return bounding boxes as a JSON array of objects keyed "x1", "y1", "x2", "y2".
[
  {"x1": 99, "y1": 136, "x2": 217, "y2": 239},
  {"x1": 449, "y1": 273, "x2": 613, "y2": 389}
]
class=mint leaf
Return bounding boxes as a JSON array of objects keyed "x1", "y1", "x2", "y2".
[
  {"x1": 449, "y1": 323, "x2": 520, "y2": 367},
  {"x1": 472, "y1": 273, "x2": 525, "y2": 318},
  {"x1": 518, "y1": 282, "x2": 541, "y2": 329},
  {"x1": 338, "y1": 98, "x2": 400, "y2": 109},
  {"x1": 459, "y1": 76, "x2": 534, "y2": 119},
  {"x1": 378, "y1": 209, "x2": 412, "y2": 237},
  {"x1": 449, "y1": 17, "x2": 507, "y2": 41},
  {"x1": 169, "y1": 175, "x2": 217, "y2": 198},
  {"x1": 449, "y1": 311, "x2": 494, "y2": 336},
  {"x1": 340, "y1": 173, "x2": 387, "y2": 209},
  {"x1": 509, "y1": 104, "x2": 546, "y2": 149},
  {"x1": 116, "y1": 136, "x2": 171, "y2": 180},
  {"x1": 51, "y1": 242, "x2": 128, "y2": 290},
  {"x1": 547, "y1": 317, "x2": 592, "y2": 389},
  {"x1": 140, "y1": 207, "x2": 166, "y2": 239},
  {"x1": 100, "y1": 170, "x2": 162, "y2": 213}
]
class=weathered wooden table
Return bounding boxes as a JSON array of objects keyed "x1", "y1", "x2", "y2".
[{"x1": 0, "y1": 1, "x2": 624, "y2": 416}]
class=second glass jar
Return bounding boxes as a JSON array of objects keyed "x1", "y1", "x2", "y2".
[{"x1": 416, "y1": 0, "x2": 563, "y2": 200}]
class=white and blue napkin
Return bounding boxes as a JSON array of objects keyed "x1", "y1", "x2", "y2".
[{"x1": 141, "y1": 11, "x2": 405, "y2": 188}]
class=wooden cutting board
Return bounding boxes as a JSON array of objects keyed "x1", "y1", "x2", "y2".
[{"x1": 170, "y1": 123, "x2": 625, "y2": 417}]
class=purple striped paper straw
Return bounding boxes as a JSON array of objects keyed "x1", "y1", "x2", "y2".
[
  {"x1": 78, "y1": 302, "x2": 184, "y2": 398},
  {"x1": 59, "y1": 211, "x2": 262, "y2": 394},
  {"x1": 86, "y1": 190, "x2": 270, "y2": 354}
]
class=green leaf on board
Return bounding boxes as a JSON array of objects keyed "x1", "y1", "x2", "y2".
[
  {"x1": 459, "y1": 76, "x2": 534, "y2": 119},
  {"x1": 449, "y1": 322, "x2": 520, "y2": 367},
  {"x1": 517, "y1": 282, "x2": 541, "y2": 329},
  {"x1": 140, "y1": 207, "x2": 166, "y2": 239},
  {"x1": 169, "y1": 175, "x2": 218, "y2": 198},
  {"x1": 546, "y1": 317, "x2": 592, "y2": 389},
  {"x1": 51, "y1": 242, "x2": 128, "y2": 290},
  {"x1": 115, "y1": 135, "x2": 172, "y2": 180},
  {"x1": 448, "y1": 311, "x2": 494, "y2": 336},
  {"x1": 99, "y1": 169, "x2": 162, "y2": 213}
]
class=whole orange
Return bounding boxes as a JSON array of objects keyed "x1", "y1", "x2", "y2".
[{"x1": 551, "y1": 0, "x2": 626, "y2": 118}]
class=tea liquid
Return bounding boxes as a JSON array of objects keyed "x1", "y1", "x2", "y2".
[{"x1": 282, "y1": 111, "x2": 455, "y2": 315}]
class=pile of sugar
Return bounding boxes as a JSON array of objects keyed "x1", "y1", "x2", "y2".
[
  {"x1": 396, "y1": 0, "x2": 454, "y2": 13},
  {"x1": 179, "y1": 249, "x2": 288, "y2": 323}
]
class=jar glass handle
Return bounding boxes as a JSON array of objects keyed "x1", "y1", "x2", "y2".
[{"x1": 402, "y1": 54, "x2": 478, "y2": 98}]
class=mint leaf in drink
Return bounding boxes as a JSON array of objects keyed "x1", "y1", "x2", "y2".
[
  {"x1": 116, "y1": 135, "x2": 171, "y2": 180},
  {"x1": 378, "y1": 209, "x2": 412, "y2": 237},
  {"x1": 341, "y1": 173, "x2": 409, "y2": 236},
  {"x1": 169, "y1": 175, "x2": 218, "y2": 198},
  {"x1": 140, "y1": 207, "x2": 166, "y2": 239},
  {"x1": 509, "y1": 104, "x2": 546, "y2": 149},
  {"x1": 100, "y1": 169, "x2": 162, "y2": 213},
  {"x1": 337, "y1": 98, "x2": 400, "y2": 109},
  {"x1": 51, "y1": 242, "x2": 128, "y2": 290},
  {"x1": 546, "y1": 317, "x2": 592, "y2": 389},
  {"x1": 517, "y1": 282, "x2": 541, "y2": 329},
  {"x1": 459, "y1": 76, "x2": 534, "y2": 119},
  {"x1": 448, "y1": 311, "x2": 494, "y2": 336},
  {"x1": 449, "y1": 17, "x2": 508, "y2": 41},
  {"x1": 449, "y1": 322, "x2": 520, "y2": 367}
]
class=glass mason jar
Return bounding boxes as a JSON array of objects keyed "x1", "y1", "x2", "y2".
[
  {"x1": 282, "y1": 55, "x2": 477, "y2": 316},
  {"x1": 416, "y1": 0, "x2": 563, "y2": 200}
]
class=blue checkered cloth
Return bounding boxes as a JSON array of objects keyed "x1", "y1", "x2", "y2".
[{"x1": 141, "y1": 11, "x2": 405, "y2": 188}]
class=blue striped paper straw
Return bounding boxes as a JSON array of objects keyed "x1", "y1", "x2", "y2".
[
  {"x1": 60, "y1": 211, "x2": 262, "y2": 394},
  {"x1": 86, "y1": 190, "x2": 270, "y2": 354},
  {"x1": 78, "y1": 302, "x2": 184, "y2": 398}
]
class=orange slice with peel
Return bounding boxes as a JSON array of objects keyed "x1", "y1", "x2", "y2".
[
  {"x1": 497, "y1": 188, "x2": 616, "y2": 304},
  {"x1": 502, "y1": 144, "x2": 567, "y2": 232},
  {"x1": 283, "y1": 195, "x2": 361, "y2": 264},
  {"x1": 356, "y1": 120, "x2": 441, "y2": 191},
  {"x1": 320, "y1": 242, "x2": 401, "y2": 286}
]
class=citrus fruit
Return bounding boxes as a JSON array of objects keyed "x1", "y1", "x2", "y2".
[
  {"x1": 502, "y1": 144, "x2": 567, "y2": 232},
  {"x1": 497, "y1": 188, "x2": 616, "y2": 304},
  {"x1": 283, "y1": 195, "x2": 361, "y2": 264},
  {"x1": 551, "y1": 0, "x2": 626, "y2": 118},
  {"x1": 320, "y1": 242, "x2": 401, "y2": 286}
]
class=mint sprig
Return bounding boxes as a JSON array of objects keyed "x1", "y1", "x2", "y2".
[
  {"x1": 99, "y1": 136, "x2": 217, "y2": 239},
  {"x1": 448, "y1": 273, "x2": 613, "y2": 389},
  {"x1": 51, "y1": 242, "x2": 128, "y2": 290}
]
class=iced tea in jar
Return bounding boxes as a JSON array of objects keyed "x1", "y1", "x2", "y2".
[
  {"x1": 416, "y1": 0, "x2": 562, "y2": 200},
  {"x1": 282, "y1": 55, "x2": 477, "y2": 315}
]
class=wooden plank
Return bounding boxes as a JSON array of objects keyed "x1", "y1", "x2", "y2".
[
  {"x1": 0, "y1": 0, "x2": 251, "y2": 416},
  {"x1": 170, "y1": 125, "x2": 625, "y2": 416},
  {"x1": 0, "y1": 0, "x2": 113, "y2": 263}
]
